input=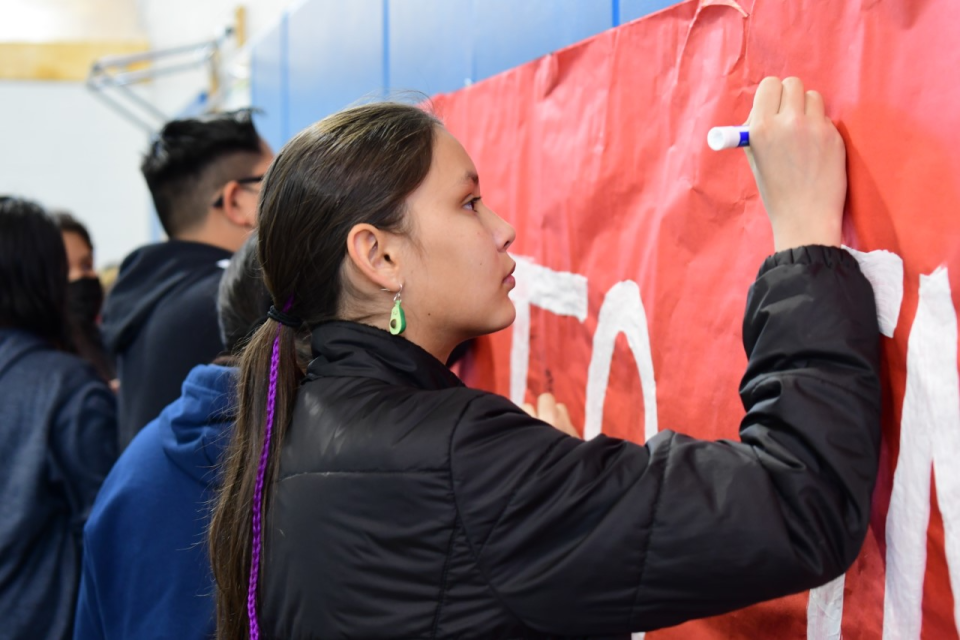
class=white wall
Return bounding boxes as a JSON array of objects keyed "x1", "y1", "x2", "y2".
[
  {"x1": 138, "y1": 0, "x2": 294, "y2": 115},
  {"x1": 0, "y1": 2, "x2": 296, "y2": 265},
  {"x1": 0, "y1": 80, "x2": 151, "y2": 266}
]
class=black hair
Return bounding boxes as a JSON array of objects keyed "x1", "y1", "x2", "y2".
[
  {"x1": 210, "y1": 102, "x2": 440, "y2": 639},
  {"x1": 217, "y1": 234, "x2": 272, "y2": 354},
  {"x1": 52, "y1": 211, "x2": 94, "y2": 251},
  {"x1": 0, "y1": 196, "x2": 70, "y2": 347},
  {"x1": 142, "y1": 109, "x2": 264, "y2": 238},
  {"x1": 215, "y1": 233, "x2": 312, "y2": 370}
]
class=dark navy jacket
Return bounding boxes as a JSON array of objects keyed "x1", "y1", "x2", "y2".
[
  {"x1": 0, "y1": 329, "x2": 117, "y2": 640},
  {"x1": 101, "y1": 241, "x2": 231, "y2": 450},
  {"x1": 74, "y1": 364, "x2": 235, "y2": 640}
]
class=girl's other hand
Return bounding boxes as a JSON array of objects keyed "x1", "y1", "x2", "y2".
[{"x1": 522, "y1": 393, "x2": 581, "y2": 439}]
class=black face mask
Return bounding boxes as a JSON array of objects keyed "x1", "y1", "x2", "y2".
[{"x1": 67, "y1": 276, "x2": 104, "y2": 326}]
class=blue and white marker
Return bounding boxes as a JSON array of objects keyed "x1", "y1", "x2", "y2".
[{"x1": 707, "y1": 126, "x2": 750, "y2": 151}]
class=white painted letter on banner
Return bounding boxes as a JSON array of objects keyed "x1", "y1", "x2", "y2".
[
  {"x1": 508, "y1": 256, "x2": 589, "y2": 405},
  {"x1": 584, "y1": 280, "x2": 657, "y2": 442},
  {"x1": 883, "y1": 267, "x2": 960, "y2": 639}
]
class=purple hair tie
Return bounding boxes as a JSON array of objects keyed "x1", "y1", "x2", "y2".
[{"x1": 247, "y1": 298, "x2": 294, "y2": 638}]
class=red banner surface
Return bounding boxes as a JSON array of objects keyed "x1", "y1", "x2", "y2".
[{"x1": 434, "y1": 1, "x2": 960, "y2": 637}]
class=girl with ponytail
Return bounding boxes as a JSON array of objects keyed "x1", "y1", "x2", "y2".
[{"x1": 210, "y1": 78, "x2": 883, "y2": 639}]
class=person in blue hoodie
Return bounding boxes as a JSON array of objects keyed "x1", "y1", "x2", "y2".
[
  {"x1": 74, "y1": 235, "x2": 295, "y2": 639},
  {"x1": 0, "y1": 196, "x2": 117, "y2": 640}
]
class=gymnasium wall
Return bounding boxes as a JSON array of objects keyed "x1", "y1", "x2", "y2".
[{"x1": 248, "y1": 0, "x2": 676, "y2": 150}]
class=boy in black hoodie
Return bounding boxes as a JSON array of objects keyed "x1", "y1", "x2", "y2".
[{"x1": 101, "y1": 110, "x2": 273, "y2": 449}]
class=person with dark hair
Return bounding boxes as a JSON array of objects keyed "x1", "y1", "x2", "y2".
[
  {"x1": 101, "y1": 109, "x2": 273, "y2": 449},
  {"x1": 208, "y1": 78, "x2": 881, "y2": 639},
  {"x1": 74, "y1": 234, "x2": 295, "y2": 640},
  {"x1": 53, "y1": 211, "x2": 116, "y2": 385},
  {"x1": 0, "y1": 197, "x2": 117, "y2": 640},
  {"x1": 54, "y1": 211, "x2": 95, "y2": 278}
]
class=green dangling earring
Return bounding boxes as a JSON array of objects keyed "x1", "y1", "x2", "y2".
[{"x1": 389, "y1": 285, "x2": 406, "y2": 335}]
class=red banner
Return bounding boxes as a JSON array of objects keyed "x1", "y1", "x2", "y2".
[{"x1": 434, "y1": 1, "x2": 960, "y2": 637}]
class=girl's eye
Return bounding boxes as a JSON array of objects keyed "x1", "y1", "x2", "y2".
[{"x1": 464, "y1": 196, "x2": 481, "y2": 211}]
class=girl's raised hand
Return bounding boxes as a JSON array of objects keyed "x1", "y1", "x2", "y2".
[{"x1": 744, "y1": 76, "x2": 847, "y2": 252}]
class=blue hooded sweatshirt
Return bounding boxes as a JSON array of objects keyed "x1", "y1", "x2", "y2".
[{"x1": 73, "y1": 364, "x2": 235, "y2": 639}]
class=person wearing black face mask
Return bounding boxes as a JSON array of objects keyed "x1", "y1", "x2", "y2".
[
  {"x1": 54, "y1": 212, "x2": 116, "y2": 385},
  {"x1": 68, "y1": 276, "x2": 104, "y2": 325},
  {"x1": 0, "y1": 197, "x2": 117, "y2": 640}
]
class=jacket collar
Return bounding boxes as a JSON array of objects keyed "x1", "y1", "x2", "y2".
[{"x1": 307, "y1": 321, "x2": 463, "y2": 391}]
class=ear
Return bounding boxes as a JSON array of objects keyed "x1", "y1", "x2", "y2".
[
  {"x1": 220, "y1": 181, "x2": 257, "y2": 228},
  {"x1": 345, "y1": 223, "x2": 404, "y2": 291}
]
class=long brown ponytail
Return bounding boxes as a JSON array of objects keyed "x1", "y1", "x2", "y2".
[{"x1": 208, "y1": 102, "x2": 439, "y2": 639}]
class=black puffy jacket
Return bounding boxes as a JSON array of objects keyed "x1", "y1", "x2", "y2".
[{"x1": 262, "y1": 246, "x2": 881, "y2": 639}]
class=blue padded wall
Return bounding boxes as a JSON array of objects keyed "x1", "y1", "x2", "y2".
[
  {"x1": 248, "y1": 0, "x2": 680, "y2": 144},
  {"x1": 469, "y1": 0, "x2": 613, "y2": 82},
  {"x1": 249, "y1": 16, "x2": 287, "y2": 152},
  {"x1": 388, "y1": 0, "x2": 472, "y2": 98},
  {"x1": 619, "y1": 0, "x2": 678, "y2": 23},
  {"x1": 286, "y1": 0, "x2": 385, "y2": 136}
]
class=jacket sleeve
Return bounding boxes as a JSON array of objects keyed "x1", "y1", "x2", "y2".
[
  {"x1": 47, "y1": 365, "x2": 118, "y2": 543},
  {"x1": 449, "y1": 245, "x2": 881, "y2": 636}
]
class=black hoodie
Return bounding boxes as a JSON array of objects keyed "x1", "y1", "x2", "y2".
[{"x1": 101, "y1": 240, "x2": 230, "y2": 449}]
